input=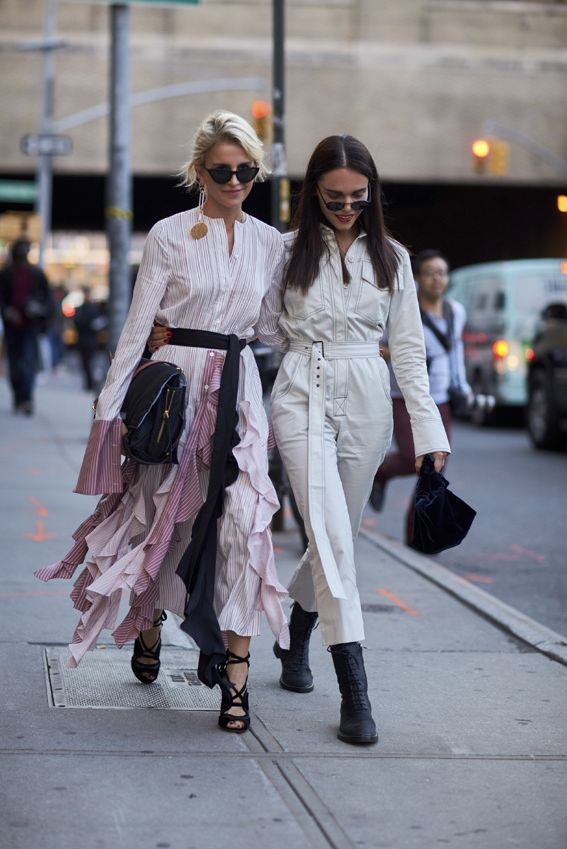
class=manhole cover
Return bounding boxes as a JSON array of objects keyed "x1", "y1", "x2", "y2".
[{"x1": 44, "y1": 646, "x2": 220, "y2": 711}]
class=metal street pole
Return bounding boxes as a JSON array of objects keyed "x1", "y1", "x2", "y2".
[
  {"x1": 36, "y1": 0, "x2": 57, "y2": 267},
  {"x1": 271, "y1": 0, "x2": 289, "y2": 232},
  {"x1": 270, "y1": 0, "x2": 288, "y2": 532},
  {"x1": 106, "y1": 3, "x2": 132, "y2": 353}
]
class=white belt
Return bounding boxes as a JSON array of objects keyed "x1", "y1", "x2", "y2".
[
  {"x1": 288, "y1": 341, "x2": 379, "y2": 359},
  {"x1": 287, "y1": 340, "x2": 380, "y2": 600}
]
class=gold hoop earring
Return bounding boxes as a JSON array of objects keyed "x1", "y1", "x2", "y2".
[{"x1": 190, "y1": 185, "x2": 208, "y2": 239}]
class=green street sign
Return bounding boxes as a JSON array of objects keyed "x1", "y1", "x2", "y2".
[{"x1": 0, "y1": 181, "x2": 37, "y2": 203}]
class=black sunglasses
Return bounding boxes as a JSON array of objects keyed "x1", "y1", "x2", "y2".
[
  {"x1": 205, "y1": 165, "x2": 260, "y2": 185},
  {"x1": 316, "y1": 182, "x2": 372, "y2": 212}
]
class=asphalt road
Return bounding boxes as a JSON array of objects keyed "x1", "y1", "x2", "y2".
[{"x1": 362, "y1": 418, "x2": 567, "y2": 637}]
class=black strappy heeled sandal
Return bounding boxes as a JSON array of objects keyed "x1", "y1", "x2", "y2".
[
  {"x1": 131, "y1": 611, "x2": 167, "y2": 684},
  {"x1": 218, "y1": 650, "x2": 251, "y2": 734}
]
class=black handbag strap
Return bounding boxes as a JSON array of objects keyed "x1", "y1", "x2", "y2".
[
  {"x1": 419, "y1": 302, "x2": 454, "y2": 353},
  {"x1": 420, "y1": 301, "x2": 465, "y2": 390}
]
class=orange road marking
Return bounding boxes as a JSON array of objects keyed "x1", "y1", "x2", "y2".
[
  {"x1": 25, "y1": 496, "x2": 56, "y2": 542},
  {"x1": 476, "y1": 544, "x2": 545, "y2": 564},
  {"x1": 29, "y1": 496, "x2": 49, "y2": 517},
  {"x1": 375, "y1": 588, "x2": 421, "y2": 617},
  {"x1": 464, "y1": 573, "x2": 495, "y2": 584}
]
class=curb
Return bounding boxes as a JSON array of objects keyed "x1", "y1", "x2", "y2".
[{"x1": 360, "y1": 528, "x2": 567, "y2": 668}]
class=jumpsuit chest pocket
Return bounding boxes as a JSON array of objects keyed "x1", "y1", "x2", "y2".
[
  {"x1": 354, "y1": 260, "x2": 391, "y2": 327},
  {"x1": 283, "y1": 277, "x2": 324, "y2": 320}
]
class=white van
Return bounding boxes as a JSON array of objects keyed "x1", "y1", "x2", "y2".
[{"x1": 449, "y1": 259, "x2": 567, "y2": 416}]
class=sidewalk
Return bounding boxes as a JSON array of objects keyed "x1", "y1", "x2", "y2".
[{"x1": 1, "y1": 364, "x2": 566, "y2": 849}]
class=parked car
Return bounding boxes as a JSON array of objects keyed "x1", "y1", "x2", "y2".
[
  {"x1": 526, "y1": 302, "x2": 567, "y2": 451},
  {"x1": 449, "y1": 259, "x2": 567, "y2": 424}
]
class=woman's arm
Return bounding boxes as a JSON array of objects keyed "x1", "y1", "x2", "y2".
[
  {"x1": 94, "y1": 223, "x2": 171, "y2": 420},
  {"x1": 254, "y1": 233, "x2": 289, "y2": 352},
  {"x1": 75, "y1": 222, "x2": 171, "y2": 494}
]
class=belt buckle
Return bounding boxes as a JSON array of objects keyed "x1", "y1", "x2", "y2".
[{"x1": 314, "y1": 340, "x2": 325, "y2": 358}]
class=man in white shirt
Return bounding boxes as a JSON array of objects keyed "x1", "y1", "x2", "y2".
[{"x1": 369, "y1": 249, "x2": 471, "y2": 545}]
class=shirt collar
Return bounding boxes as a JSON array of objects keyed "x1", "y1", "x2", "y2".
[{"x1": 320, "y1": 223, "x2": 367, "y2": 245}]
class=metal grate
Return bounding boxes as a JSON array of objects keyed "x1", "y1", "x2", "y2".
[{"x1": 44, "y1": 646, "x2": 220, "y2": 711}]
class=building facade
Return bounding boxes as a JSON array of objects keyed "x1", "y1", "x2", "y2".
[{"x1": 1, "y1": 0, "x2": 566, "y2": 268}]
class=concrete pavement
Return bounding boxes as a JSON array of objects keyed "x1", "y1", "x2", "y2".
[{"x1": 1, "y1": 359, "x2": 566, "y2": 849}]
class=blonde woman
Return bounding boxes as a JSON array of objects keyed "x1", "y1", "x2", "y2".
[{"x1": 35, "y1": 111, "x2": 290, "y2": 733}]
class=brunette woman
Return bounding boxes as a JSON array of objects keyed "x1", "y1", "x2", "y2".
[{"x1": 270, "y1": 136, "x2": 450, "y2": 745}]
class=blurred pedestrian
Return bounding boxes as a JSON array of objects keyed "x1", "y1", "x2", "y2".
[
  {"x1": 369, "y1": 249, "x2": 471, "y2": 543},
  {"x1": 0, "y1": 238, "x2": 52, "y2": 415},
  {"x1": 48, "y1": 283, "x2": 68, "y2": 371},
  {"x1": 35, "y1": 110, "x2": 290, "y2": 735},
  {"x1": 73, "y1": 286, "x2": 106, "y2": 390}
]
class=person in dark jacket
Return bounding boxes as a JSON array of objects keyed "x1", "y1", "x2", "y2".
[
  {"x1": 0, "y1": 238, "x2": 52, "y2": 415},
  {"x1": 73, "y1": 287, "x2": 107, "y2": 391}
]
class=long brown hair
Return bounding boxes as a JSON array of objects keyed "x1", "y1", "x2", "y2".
[{"x1": 283, "y1": 135, "x2": 400, "y2": 294}]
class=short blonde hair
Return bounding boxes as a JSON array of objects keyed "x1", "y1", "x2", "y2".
[{"x1": 179, "y1": 110, "x2": 269, "y2": 190}]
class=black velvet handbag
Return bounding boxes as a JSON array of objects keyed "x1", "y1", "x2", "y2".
[
  {"x1": 121, "y1": 359, "x2": 187, "y2": 465},
  {"x1": 411, "y1": 454, "x2": 476, "y2": 554}
]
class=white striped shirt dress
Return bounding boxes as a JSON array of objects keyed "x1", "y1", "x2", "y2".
[{"x1": 35, "y1": 208, "x2": 291, "y2": 667}]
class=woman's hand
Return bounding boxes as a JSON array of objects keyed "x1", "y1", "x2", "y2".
[
  {"x1": 415, "y1": 451, "x2": 447, "y2": 474},
  {"x1": 147, "y1": 323, "x2": 171, "y2": 353}
]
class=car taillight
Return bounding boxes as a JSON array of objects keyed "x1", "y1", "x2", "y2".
[{"x1": 492, "y1": 339, "x2": 509, "y2": 359}]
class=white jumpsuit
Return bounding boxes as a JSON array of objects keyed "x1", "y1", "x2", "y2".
[{"x1": 271, "y1": 227, "x2": 451, "y2": 646}]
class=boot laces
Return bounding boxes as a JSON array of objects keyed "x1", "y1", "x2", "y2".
[{"x1": 341, "y1": 653, "x2": 370, "y2": 712}]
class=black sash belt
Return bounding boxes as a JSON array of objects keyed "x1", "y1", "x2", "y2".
[{"x1": 168, "y1": 327, "x2": 247, "y2": 688}]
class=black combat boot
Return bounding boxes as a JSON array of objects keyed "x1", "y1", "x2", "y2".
[
  {"x1": 329, "y1": 642, "x2": 378, "y2": 745},
  {"x1": 273, "y1": 602, "x2": 318, "y2": 692}
]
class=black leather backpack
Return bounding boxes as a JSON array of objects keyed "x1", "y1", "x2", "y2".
[{"x1": 121, "y1": 359, "x2": 187, "y2": 465}]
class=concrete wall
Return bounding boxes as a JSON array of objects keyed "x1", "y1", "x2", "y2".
[{"x1": 1, "y1": 0, "x2": 566, "y2": 183}]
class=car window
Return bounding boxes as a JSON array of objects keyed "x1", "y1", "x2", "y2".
[
  {"x1": 514, "y1": 271, "x2": 567, "y2": 338},
  {"x1": 494, "y1": 291, "x2": 506, "y2": 310}
]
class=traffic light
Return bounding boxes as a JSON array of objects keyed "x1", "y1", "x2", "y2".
[
  {"x1": 471, "y1": 138, "x2": 491, "y2": 174},
  {"x1": 250, "y1": 100, "x2": 272, "y2": 143},
  {"x1": 557, "y1": 195, "x2": 567, "y2": 213},
  {"x1": 489, "y1": 140, "x2": 509, "y2": 176}
]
